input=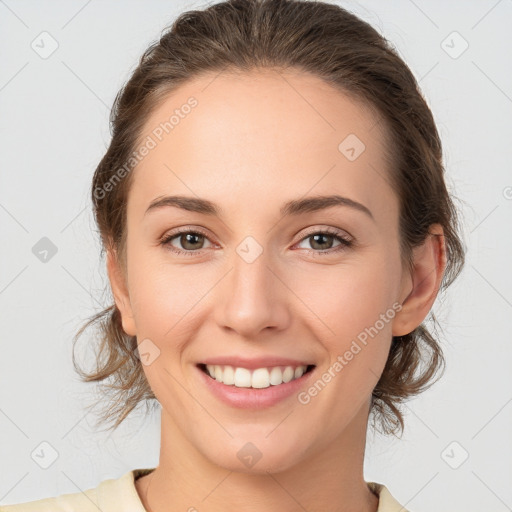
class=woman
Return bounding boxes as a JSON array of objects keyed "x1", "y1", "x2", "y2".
[{"x1": 1, "y1": 0, "x2": 465, "y2": 510}]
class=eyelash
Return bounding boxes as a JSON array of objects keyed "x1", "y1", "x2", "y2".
[{"x1": 158, "y1": 227, "x2": 354, "y2": 257}]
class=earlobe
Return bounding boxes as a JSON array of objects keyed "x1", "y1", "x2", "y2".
[
  {"x1": 106, "y1": 248, "x2": 137, "y2": 337},
  {"x1": 392, "y1": 224, "x2": 447, "y2": 337}
]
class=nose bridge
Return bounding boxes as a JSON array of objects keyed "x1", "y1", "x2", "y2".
[{"x1": 214, "y1": 234, "x2": 288, "y2": 336}]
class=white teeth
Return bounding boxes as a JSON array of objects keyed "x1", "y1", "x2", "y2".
[
  {"x1": 222, "y1": 365, "x2": 234, "y2": 385},
  {"x1": 251, "y1": 368, "x2": 270, "y2": 388},
  {"x1": 269, "y1": 366, "x2": 282, "y2": 385},
  {"x1": 234, "y1": 367, "x2": 252, "y2": 387},
  {"x1": 282, "y1": 366, "x2": 294, "y2": 383},
  {"x1": 203, "y1": 364, "x2": 310, "y2": 388}
]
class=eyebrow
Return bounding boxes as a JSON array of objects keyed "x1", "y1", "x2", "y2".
[{"x1": 144, "y1": 194, "x2": 374, "y2": 221}]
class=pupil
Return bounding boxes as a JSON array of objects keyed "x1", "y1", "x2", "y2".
[
  {"x1": 183, "y1": 233, "x2": 202, "y2": 249},
  {"x1": 312, "y1": 233, "x2": 331, "y2": 250}
]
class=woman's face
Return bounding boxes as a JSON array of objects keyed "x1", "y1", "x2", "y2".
[{"x1": 110, "y1": 68, "x2": 414, "y2": 472}]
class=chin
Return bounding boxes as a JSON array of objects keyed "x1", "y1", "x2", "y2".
[{"x1": 202, "y1": 432, "x2": 308, "y2": 475}]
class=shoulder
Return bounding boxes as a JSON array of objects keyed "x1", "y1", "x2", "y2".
[
  {"x1": 0, "y1": 468, "x2": 155, "y2": 512},
  {"x1": 367, "y1": 481, "x2": 411, "y2": 512}
]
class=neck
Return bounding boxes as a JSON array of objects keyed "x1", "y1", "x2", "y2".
[{"x1": 137, "y1": 402, "x2": 379, "y2": 512}]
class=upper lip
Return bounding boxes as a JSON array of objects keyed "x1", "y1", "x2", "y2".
[{"x1": 199, "y1": 356, "x2": 315, "y2": 370}]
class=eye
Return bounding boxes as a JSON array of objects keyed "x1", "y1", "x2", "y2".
[
  {"x1": 294, "y1": 228, "x2": 353, "y2": 256},
  {"x1": 159, "y1": 226, "x2": 354, "y2": 257},
  {"x1": 159, "y1": 228, "x2": 214, "y2": 256}
]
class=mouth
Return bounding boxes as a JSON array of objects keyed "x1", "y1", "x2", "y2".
[{"x1": 197, "y1": 363, "x2": 316, "y2": 389}]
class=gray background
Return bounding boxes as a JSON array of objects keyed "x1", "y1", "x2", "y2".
[{"x1": 1, "y1": 0, "x2": 511, "y2": 510}]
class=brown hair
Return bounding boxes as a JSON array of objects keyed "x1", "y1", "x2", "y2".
[{"x1": 72, "y1": 0, "x2": 466, "y2": 437}]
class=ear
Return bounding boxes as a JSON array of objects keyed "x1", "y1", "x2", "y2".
[
  {"x1": 392, "y1": 224, "x2": 447, "y2": 337},
  {"x1": 106, "y1": 247, "x2": 137, "y2": 337}
]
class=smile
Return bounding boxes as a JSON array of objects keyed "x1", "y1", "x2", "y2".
[{"x1": 198, "y1": 363, "x2": 316, "y2": 388}]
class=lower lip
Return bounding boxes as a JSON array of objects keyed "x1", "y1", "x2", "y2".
[{"x1": 196, "y1": 365, "x2": 316, "y2": 409}]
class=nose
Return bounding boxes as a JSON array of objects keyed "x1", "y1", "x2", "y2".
[{"x1": 213, "y1": 246, "x2": 291, "y2": 339}]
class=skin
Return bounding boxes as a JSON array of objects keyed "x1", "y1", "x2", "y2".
[{"x1": 107, "y1": 68, "x2": 446, "y2": 512}]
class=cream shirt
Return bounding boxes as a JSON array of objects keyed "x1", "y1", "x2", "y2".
[{"x1": 0, "y1": 468, "x2": 410, "y2": 511}]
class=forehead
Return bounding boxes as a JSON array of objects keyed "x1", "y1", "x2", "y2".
[{"x1": 128, "y1": 68, "x2": 396, "y2": 222}]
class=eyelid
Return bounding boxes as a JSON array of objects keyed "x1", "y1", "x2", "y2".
[
  {"x1": 160, "y1": 225, "x2": 352, "y2": 244},
  {"x1": 293, "y1": 225, "x2": 353, "y2": 243},
  {"x1": 161, "y1": 225, "x2": 213, "y2": 240}
]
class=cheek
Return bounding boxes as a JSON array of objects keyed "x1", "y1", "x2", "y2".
[
  {"x1": 126, "y1": 247, "x2": 215, "y2": 339},
  {"x1": 293, "y1": 258, "x2": 399, "y2": 425},
  {"x1": 291, "y1": 251, "x2": 399, "y2": 334},
  {"x1": 287, "y1": 250, "x2": 400, "y2": 397}
]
